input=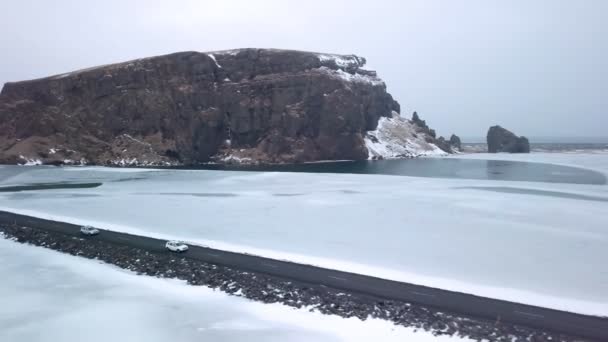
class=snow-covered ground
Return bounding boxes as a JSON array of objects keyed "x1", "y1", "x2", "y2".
[
  {"x1": 0, "y1": 152, "x2": 607, "y2": 317},
  {"x1": 365, "y1": 112, "x2": 446, "y2": 159},
  {"x1": 0, "y1": 238, "x2": 465, "y2": 342}
]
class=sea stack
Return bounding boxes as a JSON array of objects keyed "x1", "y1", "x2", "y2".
[{"x1": 486, "y1": 125, "x2": 530, "y2": 153}]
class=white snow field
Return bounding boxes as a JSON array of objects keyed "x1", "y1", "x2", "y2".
[
  {"x1": 0, "y1": 238, "x2": 465, "y2": 342},
  {"x1": 0, "y1": 152, "x2": 607, "y2": 316}
]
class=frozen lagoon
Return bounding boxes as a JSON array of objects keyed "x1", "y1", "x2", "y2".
[{"x1": 0, "y1": 153, "x2": 607, "y2": 316}]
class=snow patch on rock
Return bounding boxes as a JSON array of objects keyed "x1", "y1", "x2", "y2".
[
  {"x1": 221, "y1": 155, "x2": 253, "y2": 164},
  {"x1": 317, "y1": 53, "x2": 363, "y2": 69},
  {"x1": 207, "y1": 54, "x2": 222, "y2": 68},
  {"x1": 110, "y1": 158, "x2": 179, "y2": 167},
  {"x1": 365, "y1": 113, "x2": 447, "y2": 159},
  {"x1": 318, "y1": 67, "x2": 384, "y2": 86},
  {"x1": 210, "y1": 49, "x2": 241, "y2": 56},
  {"x1": 18, "y1": 155, "x2": 43, "y2": 166}
]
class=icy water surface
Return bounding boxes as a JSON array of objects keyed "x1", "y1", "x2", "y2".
[
  {"x1": 0, "y1": 157, "x2": 605, "y2": 187},
  {"x1": 170, "y1": 158, "x2": 607, "y2": 185},
  {"x1": 0, "y1": 153, "x2": 607, "y2": 315}
]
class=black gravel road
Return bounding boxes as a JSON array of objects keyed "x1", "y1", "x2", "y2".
[{"x1": 0, "y1": 210, "x2": 606, "y2": 341}]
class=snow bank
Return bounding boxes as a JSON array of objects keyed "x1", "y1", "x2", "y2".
[
  {"x1": 365, "y1": 112, "x2": 447, "y2": 159},
  {"x1": 3, "y1": 204, "x2": 606, "y2": 317},
  {"x1": 0, "y1": 238, "x2": 471, "y2": 342}
]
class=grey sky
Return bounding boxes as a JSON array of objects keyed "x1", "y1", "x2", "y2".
[{"x1": 1, "y1": 0, "x2": 606, "y2": 138}]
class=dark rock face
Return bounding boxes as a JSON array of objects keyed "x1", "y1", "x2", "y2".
[
  {"x1": 0, "y1": 49, "x2": 400, "y2": 165},
  {"x1": 434, "y1": 136, "x2": 451, "y2": 153},
  {"x1": 487, "y1": 126, "x2": 530, "y2": 153},
  {"x1": 412, "y1": 111, "x2": 435, "y2": 138},
  {"x1": 449, "y1": 134, "x2": 461, "y2": 151},
  {"x1": 411, "y1": 111, "x2": 438, "y2": 141},
  {"x1": 411, "y1": 111, "x2": 460, "y2": 153}
]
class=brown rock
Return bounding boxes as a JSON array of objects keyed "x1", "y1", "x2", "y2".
[{"x1": 0, "y1": 49, "x2": 400, "y2": 165}]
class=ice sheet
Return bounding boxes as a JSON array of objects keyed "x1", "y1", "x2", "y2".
[
  {"x1": 0, "y1": 238, "x2": 469, "y2": 342},
  {"x1": 450, "y1": 152, "x2": 608, "y2": 176},
  {"x1": 1, "y1": 153, "x2": 607, "y2": 316}
]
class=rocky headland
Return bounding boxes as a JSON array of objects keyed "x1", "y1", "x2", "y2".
[{"x1": 0, "y1": 49, "x2": 453, "y2": 166}]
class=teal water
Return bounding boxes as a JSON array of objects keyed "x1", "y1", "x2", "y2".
[
  {"x1": 169, "y1": 158, "x2": 606, "y2": 185},
  {"x1": 0, "y1": 182, "x2": 102, "y2": 192},
  {"x1": 0, "y1": 158, "x2": 605, "y2": 188}
]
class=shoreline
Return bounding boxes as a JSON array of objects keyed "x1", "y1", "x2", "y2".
[{"x1": 0, "y1": 213, "x2": 604, "y2": 341}]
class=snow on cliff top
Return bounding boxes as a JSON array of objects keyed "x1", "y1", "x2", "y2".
[
  {"x1": 316, "y1": 53, "x2": 365, "y2": 68},
  {"x1": 317, "y1": 67, "x2": 384, "y2": 86},
  {"x1": 7, "y1": 49, "x2": 373, "y2": 85}
]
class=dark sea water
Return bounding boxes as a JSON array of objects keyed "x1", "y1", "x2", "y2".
[
  {"x1": 1, "y1": 143, "x2": 606, "y2": 190},
  {"x1": 0, "y1": 182, "x2": 102, "y2": 192}
]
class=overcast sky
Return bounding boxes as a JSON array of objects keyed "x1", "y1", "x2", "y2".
[{"x1": 1, "y1": 0, "x2": 606, "y2": 139}]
